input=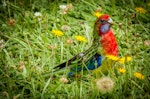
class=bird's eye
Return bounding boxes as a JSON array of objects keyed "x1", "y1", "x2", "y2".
[{"x1": 100, "y1": 20, "x2": 105, "y2": 23}]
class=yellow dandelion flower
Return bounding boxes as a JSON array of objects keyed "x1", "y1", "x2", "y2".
[
  {"x1": 95, "y1": 77, "x2": 114, "y2": 93},
  {"x1": 75, "y1": 36, "x2": 87, "y2": 42},
  {"x1": 118, "y1": 68, "x2": 126, "y2": 74},
  {"x1": 94, "y1": 12, "x2": 103, "y2": 18},
  {"x1": 148, "y1": 2, "x2": 150, "y2": 6},
  {"x1": 51, "y1": 30, "x2": 64, "y2": 37},
  {"x1": 135, "y1": 7, "x2": 147, "y2": 14},
  {"x1": 118, "y1": 56, "x2": 132, "y2": 64},
  {"x1": 134, "y1": 72, "x2": 144, "y2": 80},
  {"x1": 106, "y1": 55, "x2": 119, "y2": 61}
]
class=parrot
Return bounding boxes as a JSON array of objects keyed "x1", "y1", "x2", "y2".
[{"x1": 53, "y1": 14, "x2": 118, "y2": 76}]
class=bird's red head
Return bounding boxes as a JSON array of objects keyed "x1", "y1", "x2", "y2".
[
  {"x1": 95, "y1": 14, "x2": 113, "y2": 36},
  {"x1": 94, "y1": 14, "x2": 118, "y2": 56},
  {"x1": 98, "y1": 14, "x2": 113, "y2": 25}
]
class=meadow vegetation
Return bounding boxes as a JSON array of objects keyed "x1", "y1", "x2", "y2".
[{"x1": 0, "y1": 0, "x2": 150, "y2": 98}]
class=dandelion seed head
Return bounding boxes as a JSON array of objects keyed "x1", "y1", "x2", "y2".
[
  {"x1": 144, "y1": 40, "x2": 150, "y2": 46},
  {"x1": 95, "y1": 77, "x2": 114, "y2": 93},
  {"x1": 7, "y1": 19, "x2": 16, "y2": 26},
  {"x1": 67, "y1": 39, "x2": 73, "y2": 44},
  {"x1": 60, "y1": 77, "x2": 68, "y2": 83},
  {"x1": 19, "y1": 65, "x2": 24, "y2": 71},
  {"x1": 61, "y1": 25, "x2": 70, "y2": 31}
]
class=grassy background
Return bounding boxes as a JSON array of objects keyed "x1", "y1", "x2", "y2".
[{"x1": 0, "y1": 0, "x2": 150, "y2": 98}]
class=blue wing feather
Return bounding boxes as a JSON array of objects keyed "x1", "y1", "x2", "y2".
[
  {"x1": 85, "y1": 54, "x2": 102, "y2": 70},
  {"x1": 68, "y1": 53, "x2": 102, "y2": 76}
]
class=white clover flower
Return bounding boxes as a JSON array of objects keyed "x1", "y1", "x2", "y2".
[
  {"x1": 34, "y1": 12, "x2": 42, "y2": 17},
  {"x1": 34, "y1": 12, "x2": 42, "y2": 21},
  {"x1": 59, "y1": 5, "x2": 67, "y2": 10}
]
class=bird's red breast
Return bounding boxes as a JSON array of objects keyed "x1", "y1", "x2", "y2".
[{"x1": 100, "y1": 30, "x2": 118, "y2": 56}]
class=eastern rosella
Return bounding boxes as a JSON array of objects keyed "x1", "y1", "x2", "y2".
[{"x1": 54, "y1": 14, "x2": 118, "y2": 76}]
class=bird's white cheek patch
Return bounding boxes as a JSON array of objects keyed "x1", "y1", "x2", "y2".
[{"x1": 100, "y1": 23, "x2": 110, "y2": 34}]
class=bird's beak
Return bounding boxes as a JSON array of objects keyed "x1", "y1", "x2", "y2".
[{"x1": 108, "y1": 18, "x2": 113, "y2": 25}]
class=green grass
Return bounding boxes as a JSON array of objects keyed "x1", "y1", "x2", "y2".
[{"x1": 0, "y1": 0, "x2": 150, "y2": 98}]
